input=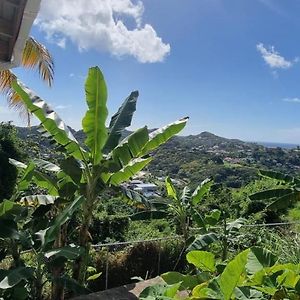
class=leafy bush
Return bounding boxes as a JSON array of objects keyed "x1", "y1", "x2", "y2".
[
  {"x1": 142, "y1": 246, "x2": 300, "y2": 299},
  {"x1": 0, "y1": 122, "x2": 24, "y2": 201}
]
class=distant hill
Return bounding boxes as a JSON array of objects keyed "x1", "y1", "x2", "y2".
[{"x1": 15, "y1": 126, "x2": 300, "y2": 188}]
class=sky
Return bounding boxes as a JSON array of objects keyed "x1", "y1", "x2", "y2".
[{"x1": 2, "y1": 0, "x2": 300, "y2": 143}]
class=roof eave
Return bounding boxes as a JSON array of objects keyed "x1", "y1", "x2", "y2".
[{"x1": 0, "y1": 0, "x2": 41, "y2": 71}]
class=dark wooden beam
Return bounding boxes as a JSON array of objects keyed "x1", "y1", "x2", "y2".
[
  {"x1": 7, "y1": 0, "x2": 28, "y2": 61},
  {"x1": 0, "y1": 39, "x2": 10, "y2": 61},
  {"x1": 0, "y1": 18, "x2": 13, "y2": 38}
]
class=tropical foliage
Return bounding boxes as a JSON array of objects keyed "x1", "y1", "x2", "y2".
[
  {"x1": 0, "y1": 66, "x2": 188, "y2": 299},
  {"x1": 141, "y1": 247, "x2": 300, "y2": 299}
]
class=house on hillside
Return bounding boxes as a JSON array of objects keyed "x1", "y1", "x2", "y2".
[{"x1": 128, "y1": 181, "x2": 160, "y2": 198}]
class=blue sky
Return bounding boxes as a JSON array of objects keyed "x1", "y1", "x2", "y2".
[{"x1": 2, "y1": 0, "x2": 300, "y2": 143}]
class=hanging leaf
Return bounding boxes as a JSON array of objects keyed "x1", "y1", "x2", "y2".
[
  {"x1": 0, "y1": 267, "x2": 34, "y2": 289},
  {"x1": 249, "y1": 189, "x2": 293, "y2": 201},
  {"x1": 60, "y1": 157, "x2": 83, "y2": 184},
  {"x1": 37, "y1": 196, "x2": 84, "y2": 247},
  {"x1": 103, "y1": 91, "x2": 138, "y2": 153},
  {"x1": 12, "y1": 80, "x2": 86, "y2": 160},
  {"x1": 267, "y1": 192, "x2": 300, "y2": 210},
  {"x1": 259, "y1": 170, "x2": 295, "y2": 183}
]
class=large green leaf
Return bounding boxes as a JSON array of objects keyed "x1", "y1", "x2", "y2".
[
  {"x1": 12, "y1": 80, "x2": 85, "y2": 161},
  {"x1": 267, "y1": 192, "x2": 300, "y2": 210},
  {"x1": 165, "y1": 177, "x2": 178, "y2": 200},
  {"x1": 218, "y1": 249, "x2": 250, "y2": 300},
  {"x1": 107, "y1": 157, "x2": 152, "y2": 186},
  {"x1": 44, "y1": 244, "x2": 84, "y2": 260},
  {"x1": 60, "y1": 157, "x2": 83, "y2": 184},
  {"x1": 111, "y1": 126, "x2": 149, "y2": 167},
  {"x1": 103, "y1": 91, "x2": 138, "y2": 153},
  {"x1": 37, "y1": 196, "x2": 84, "y2": 247},
  {"x1": 33, "y1": 171, "x2": 58, "y2": 196},
  {"x1": 0, "y1": 267, "x2": 33, "y2": 289},
  {"x1": 249, "y1": 188, "x2": 293, "y2": 201},
  {"x1": 246, "y1": 247, "x2": 277, "y2": 275},
  {"x1": 187, "y1": 250, "x2": 216, "y2": 272},
  {"x1": 18, "y1": 162, "x2": 35, "y2": 191},
  {"x1": 192, "y1": 178, "x2": 213, "y2": 205},
  {"x1": 82, "y1": 66, "x2": 108, "y2": 165},
  {"x1": 0, "y1": 200, "x2": 22, "y2": 219},
  {"x1": 187, "y1": 233, "x2": 218, "y2": 251},
  {"x1": 259, "y1": 170, "x2": 295, "y2": 183},
  {"x1": 140, "y1": 117, "x2": 189, "y2": 156},
  {"x1": 191, "y1": 209, "x2": 207, "y2": 231},
  {"x1": 204, "y1": 209, "x2": 221, "y2": 226}
]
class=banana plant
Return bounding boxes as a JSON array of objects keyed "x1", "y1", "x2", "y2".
[
  {"x1": 142, "y1": 247, "x2": 300, "y2": 300},
  {"x1": 249, "y1": 170, "x2": 300, "y2": 211},
  {"x1": 164, "y1": 177, "x2": 213, "y2": 243},
  {"x1": 11, "y1": 66, "x2": 188, "y2": 288},
  {"x1": 1, "y1": 158, "x2": 88, "y2": 299}
]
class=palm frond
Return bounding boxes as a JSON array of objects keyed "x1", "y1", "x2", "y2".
[
  {"x1": 21, "y1": 37, "x2": 54, "y2": 86},
  {"x1": 0, "y1": 37, "x2": 54, "y2": 124},
  {"x1": 0, "y1": 70, "x2": 30, "y2": 123}
]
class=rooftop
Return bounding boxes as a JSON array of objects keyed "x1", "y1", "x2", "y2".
[{"x1": 0, "y1": 0, "x2": 40, "y2": 70}]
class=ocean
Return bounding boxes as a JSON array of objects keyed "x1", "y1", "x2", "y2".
[{"x1": 253, "y1": 141, "x2": 299, "y2": 149}]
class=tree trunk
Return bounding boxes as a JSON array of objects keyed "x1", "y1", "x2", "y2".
[{"x1": 51, "y1": 224, "x2": 67, "y2": 300}]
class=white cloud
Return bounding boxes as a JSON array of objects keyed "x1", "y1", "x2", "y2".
[
  {"x1": 35, "y1": 0, "x2": 170, "y2": 63},
  {"x1": 256, "y1": 43, "x2": 297, "y2": 69},
  {"x1": 54, "y1": 104, "x2": 71, "y2": 110},
  {"x1": 282, "y1": 97, "x2": 300, "y2": 103}
]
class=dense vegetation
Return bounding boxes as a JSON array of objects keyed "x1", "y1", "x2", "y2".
[{"x1": 1, "y1": 67, "x2": 300, "y2": 299}]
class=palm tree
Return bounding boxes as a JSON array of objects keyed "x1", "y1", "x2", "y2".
[{"x1": 0, "y1": 37, "x2": 54, "y2": 120}]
